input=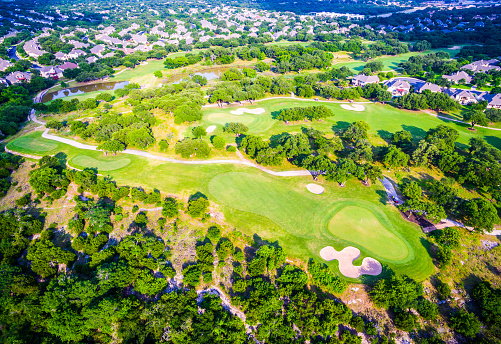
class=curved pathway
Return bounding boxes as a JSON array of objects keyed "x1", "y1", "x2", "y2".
[{"x1": 24, "y1": 113, "x2": 313, "y2": 177}]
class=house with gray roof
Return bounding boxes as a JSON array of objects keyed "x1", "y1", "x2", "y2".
[
  {"x1": 40, "y1": 66, "x2": 63, "y2": 79},
  {"x1": 0, "y1": 58, "x2": 13, "y2": 71},
  {"x1": 351, "y1": 74, "x2": 379, "y2": 87},
  {"x1": 90, "y1": 44, "x2": 105, "y2": 55},
  {"x1": 417, "y1": 82, "x2": 442, "y2": 93},
  {"x1": 479, "y1": 93, "x2": 501, "y2": 109},
  {"x1": 5, "y1": 72, "x2": 32, "y2": 85},
  {"x1": 461, "y1": 59, "x2": 500, "y2": 73},
  {"x1": 24, "y1": 39, "x2": 46, "y2": 58},
  {"x1": 442, "y1": 71, "x2": 472, "y2": 84},
  {"x1": 385, "y1": 79, "x2": 410, "y2": 96},
  {"x1": 444, "y1": 88, "x2": 477, "y2": 105},
  {"x1": 54, "y1": 51, "x2": 68, "y2": 60},
  {"x1": 58, "y1": 62, "x2": 78, "y2": 71},
  {"x1": 68, "y1": 49, "x2": 86, "y2": 59}
]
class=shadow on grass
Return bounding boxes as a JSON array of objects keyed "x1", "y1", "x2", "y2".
[
  {"x1": 401, "y1": 125, "x2": 427, "y2": 141},
  {"x1": 485, "y1": 135, "x2": 501, "y2": 150},
  {"x1": 377, "y1": 130, "x2": 393, "y2": 144},
  {"x1": 331, "y1": 121, "x2": 350, "y2": 134}
]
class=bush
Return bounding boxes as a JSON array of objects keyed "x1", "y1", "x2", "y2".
[
  {"x1": 212, "y1": 136, "x2": 226, "y2": 149},
  {"x1": 207, "y1": 225, "x2": 221, "y2": 243},
  {"x1": 450, "y1": 310, "x2": 481, "y2": 338},
  {"x1": 436, "y1": 281, "x2": 451, "y2": 300},
  {"x1": 132, "y1": 205, "x2": 139, "y2": 213},
  {"x1": 417, "y1": 298, "x2": 439, "y2": 320},
  {"x1": 350, "y1": 316, "x2": 365, "y2": 332},
  {"x1": 203, "y1": 272, "x2": 212, "y2": 283},
  {"x1": 227, "y1": 146, "x2": 236, "y2": 152},
  {"x1": 187, "y1": 197, "x2": 210, "y2": 218},
  {"x1": 394, "y1": 311, "x2": 416, "y2": 332}
]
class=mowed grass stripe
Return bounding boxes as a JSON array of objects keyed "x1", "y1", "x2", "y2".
[
  {"x1": 9, "y1": 135, "x2": 59, "y2": 152},
  {"x1": 70, "y1": 155, "x2": 131, "y2": 172}
]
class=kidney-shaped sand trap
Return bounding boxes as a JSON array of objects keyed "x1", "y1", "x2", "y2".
[
  {"x1": 206, "y1": 125, "x2": 217, "y2": 133},
  {"x1": 230, "y1": 108, "x2": 266, "y2": 115},
  {"x1": 320, "y1": 246, "x2": 382, "y2": 278},
  {"x1": 340, "y1": 104, "x2": 365, "y2": 111},
  {"x1": 306, "y1": 183, "x2": 325, "y2": 194}
]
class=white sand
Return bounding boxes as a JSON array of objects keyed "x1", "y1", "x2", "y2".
[
  {"x1": 306, "y1": 184, "x2": 325, "y2": 194},
  {"x1": 449, "y1": 46, "x2": 461, "y2": 50},
  {"x1": 230, "y1": 108, "x2": 266, "y2": 115},
  {"x1": 206, "y1": 125, "x2": 216, "y2": 133},
  {"x1": 319, "y1": 246, "x2": 382, "y2": 278},
  {"x1": 341, "y1": 104, "x2": 365, "y2": 112}
]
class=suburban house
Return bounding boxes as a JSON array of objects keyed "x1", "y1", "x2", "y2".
[
  {"x1": 0, "y1": 58, "x2": 13, "y2": 71},
  {"x1": 385, "y1": 79, "x2": 411, "y2": 96},
  {"x1": 5, "y1": 72, "x2": 32, "y2": 85},
  {"x1": 444, "y1": 88, "x2": 478, "y2": 105},
  {"x1": 417, "y1": 82, "x2": 442, "y2": 93},
  {"x1": 54, "y1": 51, "x2": 68, "y2": 60},
  {"x1": 58, "y1": 62, "x2": 78, "y2": 71},
  {"x1": 461, "y1": 59, "x2": 500, "y2": 73},
  {"x1": 131, "y1": 34, "x2": 148, "y2": 44},
  {"x1": 442, "y1": 71, "x2": 473, "y2": 84},
  {"x1": 68, "y1": 49, "x2": 86, "y2": 59},
  {"x1": 479, "y1": 93, "x2": 501, "y2": 109},
  {"x1": 40, "y1": 66, "x2": 63, "y2": 79},
  {"x1": 86, "y1": 56, "x2": 98, "y2": 63},
  {"x1": 96, "y1": 34, "x2": 124, "y2": 46},
  {"x1": 67, "y1": 40, "x2": 89, "y2": 49},
  {"x1": 89, "y1": 44, "x2": 105, "y2": 56},
  {"x1": 23, "y1": 39, "x2": 46, "y2": 58},
  {"x1": 351, "y1": 74, "x2": 379, "y2": 87}
]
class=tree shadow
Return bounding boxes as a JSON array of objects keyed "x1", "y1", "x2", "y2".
[
  {"x1": 401, "y1": 125, "x2": 427, "y2": 141},
  {"x1": 270, "y1": 110, "x2": 282, "y2": 120},
  {"x1": 377, "y1": 130, "x2": 393, "y2": 144},
  {"x1": 485, "y1": 135, "x2": 501, "y2": 151},
  {"x1": 189, "y1": 191, "x2": 208, "y2": 201},
  {"x1": 54, "y1": 152, "x2": 67, "y2": 166},
  {"x1": 359, "y1": 264, "x2": 395, "y2": 286},
  {"x1": 331, "y1": 121, "x2": 350, "y2": 134},
  {"x1": 376, "y1": 189, "x2": 388, "y2": 205}
]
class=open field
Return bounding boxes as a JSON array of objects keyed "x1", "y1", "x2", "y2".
[
  {"x1": 71, "y1": 155, "x2": 132, "y2": 171},
  {"x1": 195, "y1": 99, "x2": 501, "y2": 150},
  {"x1": 333, "y1": 47, "x2": 463, "y2": 72},
  {"x1": 6, "y1": 129, "x2": 435, "y2": 281},
  {"x1": 8, "y1": 98, "x2": 501, "y2": 281}
]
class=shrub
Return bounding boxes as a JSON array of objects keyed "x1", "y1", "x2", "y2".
[
  {"x1": 207, "y1": 225, "x2": 221, "y2": 243},
  {"x1": 450, "y1": 310, "x2": 481, "y2": 338},
  {"x1": 417, "y1": 298, "x2": 439, "y2": 320},
  {"x1": 212, "y1": 136, "x2": 226, "y2": 149},
  {"x1": 227, "y1": 146, "x2": 236, "y2": 152},
  {"x1": 187, "y1": 197, "x2": 210, "y2": 218},
  {"x1": 437, "y1": 281, "x2": 451, "y2": 300},
  {"x1": 350, "y1": 316, "x2": 365, "y2": 332},
  {"x1": 203, "y1": 272, "x2": 212, "y2": 283},
  {"x1": 394, "y1": 311, "x2": 416, "y2": 332}
]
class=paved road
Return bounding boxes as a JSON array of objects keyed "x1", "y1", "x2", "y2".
[{"x1": 380, "y1": 177, "x2": 403, "y2": 204}]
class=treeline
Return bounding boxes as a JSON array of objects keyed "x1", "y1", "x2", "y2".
[
  {"x1": 0, "y1": 157, "x2": 400, "y2": 344},
  {"x1": 277, "y1": 105, "x2": 334, "y2": 122}
]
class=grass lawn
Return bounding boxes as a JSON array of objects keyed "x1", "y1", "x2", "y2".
[
  {"x1": 9, "y1": 136, "x2": 60, "y2": 152},
  {"x1": 71, "y1": 155, "x2": 132, "y2": 171},
  {"x1": 6, "y1": 128, "x2": 434, "y2": 281},
  {"x1": 333, "y1": 47, "x2": 463, "y2": 72},
  {"x1": 197, "y1": 99, "x2": 501, "y2": 150}
]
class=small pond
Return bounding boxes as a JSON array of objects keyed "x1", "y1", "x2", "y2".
[{"x1": 42, "y1": 81, "x2": 130, "y2": 102}]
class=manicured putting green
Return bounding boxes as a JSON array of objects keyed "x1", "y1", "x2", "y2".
[
  {"x1": 204, "y1": 109, "x2": 275, "y2": 133},
  {"x1": 71, "y1": 155, "x2": 131, "y2": 171},
  {"x1": 328, "y1": 205, "x2": 408, "y2": 260},
  {"x1": 209, "y1": 172, "x2": 411, "y2": 262},
  {"x1": 10, "y1": 137, "x2": 58, "y2": 152}
]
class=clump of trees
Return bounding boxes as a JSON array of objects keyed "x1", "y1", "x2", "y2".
[{"x1": 277, "y1": 105, "x2": 334, "y2": 122}]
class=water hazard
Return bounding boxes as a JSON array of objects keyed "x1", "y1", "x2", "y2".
[{"x1": 42, "y1": 81, "x2": 129, "y2": 102}]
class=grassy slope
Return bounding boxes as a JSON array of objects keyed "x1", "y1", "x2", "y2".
[
  {"x1": 197, "y1": 99, "x2": 501, "y2": 150},
  {"x1": 333, "y1": 47, "x2": 462, "y2": 72},
  {"x1": 6, "y1": 130, "x2": 434, "y2": 281}
]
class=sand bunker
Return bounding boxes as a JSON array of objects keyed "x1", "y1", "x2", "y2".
[
  {"x1": 341, "y1": 104, "x2": 365, "y2": 111},
  {"x1": 449, "y1": 46, "x2": 461, "y2": 50},
  {"x1": 306, "y1": 184, "x2": 325, "y2": 194},
  {"x1": 230, "y1": 108, "x2": 266, "y2": 115},
  {"x1": 206, "y1": 125, "x2": 216, "y2": 133},
  {"x1": 319, "y1": 246, "x2": 382, "y2": 278}
]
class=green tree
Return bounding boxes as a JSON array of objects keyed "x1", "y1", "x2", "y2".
[{"x1": 187, "y1": 197, "x2": 210, "y2": 218}]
